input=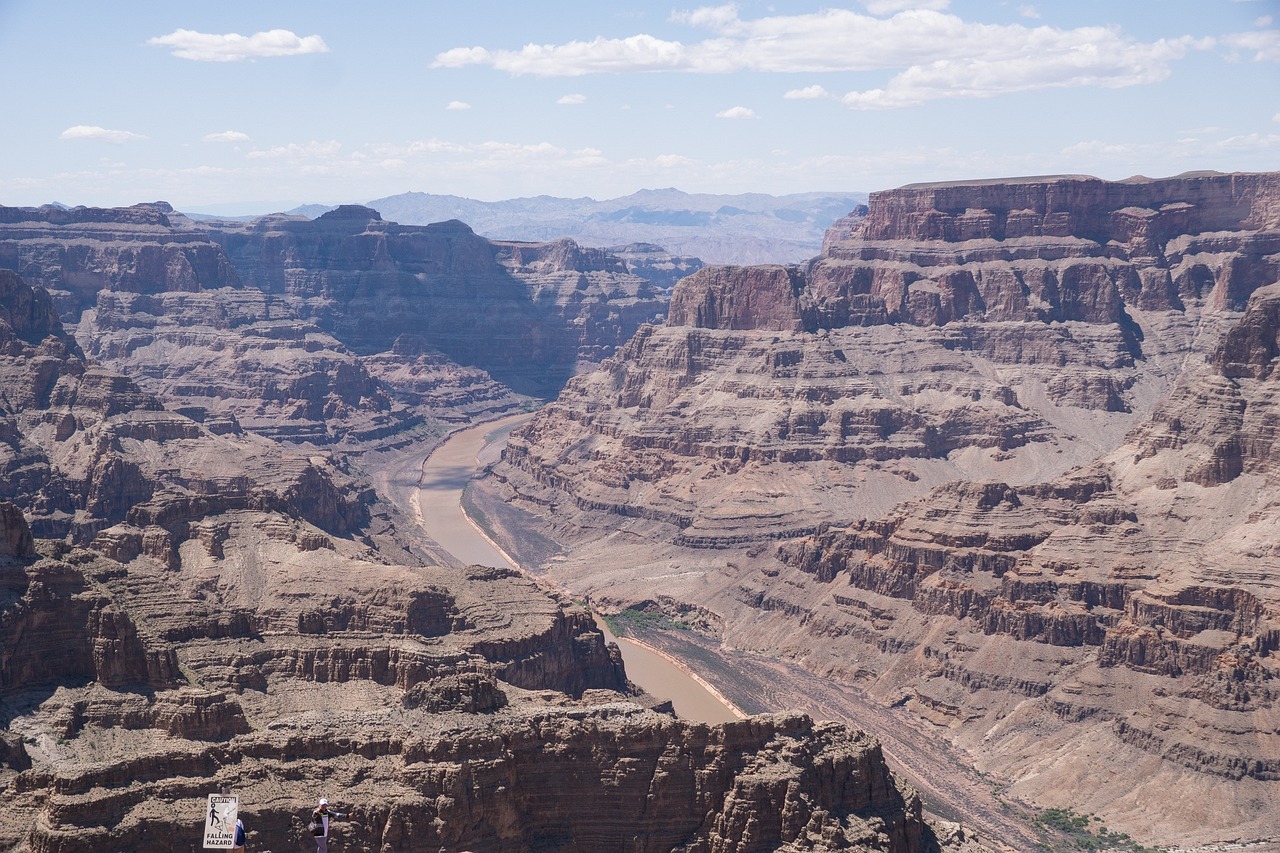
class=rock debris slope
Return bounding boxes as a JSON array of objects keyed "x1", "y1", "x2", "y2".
[
  {"x1": 0, "y1": 257, "x2": 942, "y2": 848},
  {"x1": 479, "y1": 171, "x2": 1280, "y2": 847}
]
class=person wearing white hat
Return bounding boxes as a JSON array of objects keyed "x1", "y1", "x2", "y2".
[{"x1": 309, "y1": 798, "x2": 348, "y2": 852}]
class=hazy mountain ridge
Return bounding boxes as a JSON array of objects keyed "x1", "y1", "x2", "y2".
[{"x1": 284, "y1": 188, "x2": 868, "y2": 265}]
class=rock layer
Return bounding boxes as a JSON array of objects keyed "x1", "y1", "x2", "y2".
[
  {"x1": 479, "y1": 171, "x2": 1280, "y2": 846},
  {"x1": 0, "y1": 202, "x2": 672, "y2": 448},
  {"x1": 0, "y1": 260, "x2": 940, "y2": 851}
]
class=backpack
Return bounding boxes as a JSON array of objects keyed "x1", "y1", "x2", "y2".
[
  {"x1": 309, "y1": 816, "x2": 324, "y2": 836},
  {"x1": 234, "y1": 822, "x2": 245, "y2": 846}
]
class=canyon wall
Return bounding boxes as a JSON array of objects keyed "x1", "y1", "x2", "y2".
[
  {"x1": 480, "y1": 171, "x2": 1280, "y2": 846},
  {"x1": 0, "y1": 243, "x2": 942, "y2": 849},
  {"x1": 0, "y1": 202, "x2": 671, "y2": 448}
]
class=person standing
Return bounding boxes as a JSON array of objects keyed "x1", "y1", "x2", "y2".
[
  {"x1": 310, "y1": 798, "x2": 347, "y2": 853},
  {"x1": 232, "y1": 817, "x2": 245, "y2": 850}
]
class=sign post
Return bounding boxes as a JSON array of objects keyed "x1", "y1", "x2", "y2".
[{"x1": 203, "y1": 793, "x2": 238, "y2": 849}]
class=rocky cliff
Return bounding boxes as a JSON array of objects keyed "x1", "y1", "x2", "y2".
[
  {"x1": 0, "y1": 202, "x2": 671, "y2": 448},
  {"x1": 478, "y1": 171, "x2": 1280, "y2": 847},
  {"x1": 0, "y1": 251, "x2": 943, "y2": 850}
]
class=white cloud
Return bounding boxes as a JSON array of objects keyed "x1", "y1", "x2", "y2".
[
  {"x1": 446, "y1": 101, "x2": 472, "y2": 110},
  {"x1": 372, "y1": 138, "x2": 606, "y2": 169},
  {"x1": 434, "y1": 34, "x2": 688, "y2": 76},
  {"x1": 204, "y1": 130, "x2": 250, "y2": 143},
  {"x1": 670, "y1": 5, "x2": 743, "y2": 32},
  {"x1": 843, "y1": 32, "x2": 1203, "y2": 109},
  {"x1": 784, "y1": 84, "x2": 831, "y2": 99},
  {"x1": 60, "y1": 125, "x2": 145, "y2": 143},
  {"x1": 432, "y1": 7, "x2": 1210, "y2": 109},
  {"x1": 557, "y1": 93, "x2": 587, "y2": 105},
  {"x1": 1221, "y1": 29, "x2": 1280, "y2": 62},
  {"x1": 862, "y1": 0, "x2": 950, "y2": 14},
  {"x1": 1018, "y1": 5, "x2": 1041, "y2": 19},
  {"x1": 246, "y1": 140, "x2": 343, "y2": 160},
  {"x1": 1062, "y1": 132, "x2": 1280, "y2": 163},
  {"x1": 1257, "y1": 16, "x2": 1274, "y2": 27},
  {"x1": 716, "y1": 106, "x2": 757, "y2": 119},
  {"x1": 148, "y1": 29, "x2": 329, "y2": 62}
]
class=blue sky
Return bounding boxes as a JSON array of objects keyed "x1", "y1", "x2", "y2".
[{"x1": 0, "y1": 0, "x2": 1276, "y2": 213}]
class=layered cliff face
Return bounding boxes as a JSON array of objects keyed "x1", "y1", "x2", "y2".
[
  {"x1": 0, "y1": 257, "x2": 942, "y2": 851},
  {"x1": 479, "y1": 172, "x2": 1280, "y2": 846},
  {"x1": 0, "y1": 202, "x2": 670, "y2": 448}
]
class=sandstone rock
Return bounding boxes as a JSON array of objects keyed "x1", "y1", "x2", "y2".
[
  {"x1": 0, "y1": 201, "x2": 674, "y2": 449},
  {"x1": 0, "y1": 500, "x2": 33, "y2": 558},
  {"x1": 0, "y1": 218, "x2": 937, "y2": 853},
  {"x1": 14, "y1": 704, "x2": 929, "y2": 853},
  {"x1": 478, "y1": 172, "x2": 1280, "y2": 847}
]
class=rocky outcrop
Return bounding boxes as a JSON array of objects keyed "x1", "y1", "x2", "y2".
[
  {"x1": 856, "y1": 172, "x2": 1279, "y2": 243},
  {"x1": 0, "y1": 203, "x2": 674, "y2": 447},
  {"x1": 604, "y1": 241, "x2": 705, "y2": 291},
  {"x1": 0, "y1": 501, "x2": 33, "y2": 558},
  {"x1": 668, "y1": 264, "x2": 808, "y2": 331},
  {"x1": 478, "y1": 172, "x2": 1280, "y2": 846},
  {"x1": 490, "y1": 172, "x2": 1280, "y2": 543},
  {"x1": 14, "y1": 706, "x2": 928, "y2": 853}
]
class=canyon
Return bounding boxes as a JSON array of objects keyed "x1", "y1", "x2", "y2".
[
  {"x1": 0, "y1": 202, "x2": 954, "y2": 850},
  {"x1": 477, "y1": 171, "x2": 1280, "y2": 849},
  {"x1": 4, "y1": 170, "x2": 1277, "y2": 850}
]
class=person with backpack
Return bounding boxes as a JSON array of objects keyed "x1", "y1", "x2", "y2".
[
  {"x1": 232, "y1": 817, "x2": 245, "y2": 850},
  {"x1": 309, "y1": 798, "x2": 348, "y2": 852}
]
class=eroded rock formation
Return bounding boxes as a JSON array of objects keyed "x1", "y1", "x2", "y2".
[
  {"x1": 0, "y1": 254, "x2": 938, "y2": 851},
  {"x1": 478, "y1": 172, "x2": 1280, "y2": 846},
  {"x1": 0, "y1": 202, "x2": 671, "y2": 448}
]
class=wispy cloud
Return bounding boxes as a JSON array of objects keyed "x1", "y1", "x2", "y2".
[
  {"x1": 862, "y1": 0, "x2": 950, "y2": 14},
  {"x1": 1220, "y1": 28, "x2": 1280, "y2": 62},
  {"x1": 1062, "y1": 131, "x2": 1280, "y2": 163},
  {"x1": 204, "y1": 130, "x2": 250, "y2": 143},
  {"x1": 556, "y1": 93, "x2": 587, "y2": 105},
  {"x1": 446, "y1": 101, "x2": 472, "y2": 111},
  {"x1": 148, "y1": 29, "x2": 329, "y2": 62},
  {"x1": 246, "y1": 140, "x2": 343, "y2": 161},
  {"x1": 784, "y1": 85, "x2": 831, "y2": 99},
  {"x1": 60, "y1": 125, "x2": 145, "y2": 143},
  {"x1": 843, "y1": 35, "x2": 1202, "y2": 108},
  {"x1": 435, "y1": 35, "x2": 687, "y2": 76},
  {"x1": 432, "y1": 7, "x2": 1212, "y2": 109},
  {"x1": 716, "y1": 106, "x2": 756, "y2": 119}
]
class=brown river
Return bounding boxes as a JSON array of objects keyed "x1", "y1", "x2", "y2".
[{"x1": 414, "y1": 414, "x2": 743, "y2": 725}]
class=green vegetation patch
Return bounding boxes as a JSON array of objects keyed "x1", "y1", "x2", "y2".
[
  {"x1": 1035, "y1": 808, "x2": 1160, "y2": 852},
  {"x1": 601, "y1": 607, "x2": 691, "y2": 637}
]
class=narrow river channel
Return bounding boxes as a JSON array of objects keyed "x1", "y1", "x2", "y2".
[{"x1": 415, "y1": 415, "x2": 743, "y2": 725}]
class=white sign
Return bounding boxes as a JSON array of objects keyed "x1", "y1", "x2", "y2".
[{"x1": 203, "y1": 794, "x2": 238, "y2": 849}]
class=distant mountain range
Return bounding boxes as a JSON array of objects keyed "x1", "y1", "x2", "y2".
[{"x1": 278, "y1": 189, "x2": 867, "y2": 265}]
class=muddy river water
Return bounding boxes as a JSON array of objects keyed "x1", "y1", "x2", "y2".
[{"x1": 415, "y1": 414, "x2": 743, "y2": 725}]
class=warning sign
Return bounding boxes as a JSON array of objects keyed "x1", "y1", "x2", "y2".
[{"x1": 203, "y1": 794, "x2": 238, "y2": 849}]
